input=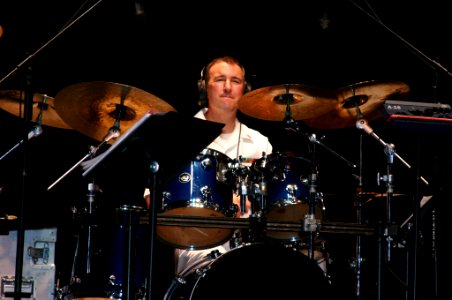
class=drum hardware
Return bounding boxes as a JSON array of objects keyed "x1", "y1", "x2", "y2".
[
  {"x1": 247, "y1": 152, "x2": 269, "y2": 215},
  {"x1": 356, "y1": 118, "x2": 429, "y2": 256},
  {"x1": 228, "y1": 156, "x2": 250, "y2": 214},
  {"x1": 153, "y1": 214, "x2": 375, "y2": 236}
]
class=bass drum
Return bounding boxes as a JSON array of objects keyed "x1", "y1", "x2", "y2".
[{"x1": 164, "y1": 243, "x2": 332, "y2": 300}]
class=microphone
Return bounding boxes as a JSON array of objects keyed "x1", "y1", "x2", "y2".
[
  {"x1": 28, "y1": 125, "x2": 43, "y2": 140},
  {"x1": 308, "y1": 133, "x2": 322, "y2": 144},
  {"x1": 102, "y1": 126, "x2": 121, "y2": 143},
  {"x1": 134, "y1": 0, "x2": 145, "y2": 16},
  {"x1": 0, "y1": 125, "x2": 43, "y2": 161},
  {"x1": 356, "y1": 119, "x2": 373, "y2": 135}
]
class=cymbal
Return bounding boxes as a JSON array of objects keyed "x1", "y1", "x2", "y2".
[
  {"x1": 0, "y1": 214, "x2": 17, "y2": 220},
  {"x1": 358, "y1": 191, "x2": 406, "y2": 202},
  {"x1": 0, "y1": 90, "x2": 72, "y2": 129},
  {"x1": 238, "y1": 84, "x2": 337, "y2": 121},
  {"x1": 303, "y1": 80, "x2": 410, "y2": 129},
  {"x1": 54, "y1": 81, "x2": 177, "y2": 142}
]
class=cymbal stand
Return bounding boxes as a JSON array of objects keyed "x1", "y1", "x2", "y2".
[
  {"x1": 12, "y1": 68, "x2": 34, "y2": 300},
  {"x1": 304, "y1": 157, "x2": 320, "y2": 261},
  {"x1": 351, "y1": 132, "x2": 366, "y2": 300},
  {"x1": 283, "y1": 102, "x2": 319, "y2": 257},
  {"x1": 228, "y1": 156, "x2": 250, "y2": 215},
  {"x1": 302, "y1": 133, "x2": 356, "y2": 259},
  {"x1": 145, "y1": 160, "x2": 160, "y2": 300},
  {"x1": 246, "y1": 153, "x2": 268, "y2": 242},
  {"x1": 249, "y1": 152, "x2": 268, "y2": 215}
]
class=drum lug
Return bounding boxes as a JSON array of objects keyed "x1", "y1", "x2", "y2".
[
  {"x1": 207, "y1": 249, "x2": 222, "y2": 259},
  {"x1": 200, "y1": 185, "x2": 212, "y2": 200},
  {"x1": 201, "y1": 157, "x2": 213, "y2": 169},
  {"x1": 226, "y1": 204, "x2": 238, "y2": 217}
]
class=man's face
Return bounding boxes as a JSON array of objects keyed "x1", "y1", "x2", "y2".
[{"x1": 206, "y1": 61, "x2": 245, "y2": 112}]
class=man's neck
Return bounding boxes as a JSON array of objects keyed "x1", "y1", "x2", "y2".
[{"x1": 204, "y1": 108, "x2": 236, "y2": 133}]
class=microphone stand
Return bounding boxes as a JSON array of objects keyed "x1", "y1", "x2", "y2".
[
  {"x1": 0, "y1": 3, "x2": 105, "y2": 295},
  {"x1": 12, "y1": 66, "x2": 34, "y2": 300},
  {"x1": 0, "y1": 125, "x2": 43, "y2": 161},
  {"x1": 47, "y1": 128, "x2": 120, "y2": 191},
  {"x1": 356, "y1": 118, "x2": 429, "y2": 300},
  {"x1": 349, "y1": 0, "x2": 452, "y2": 79},
  {"x1": 47, "y1": 128, "x2": 118, "y2": 297},
  {"x1": 0, "y1": 0, "x2": 105, "y2": 85},
  {"x1": 145, "y1": 160, "x2": 160, "y2": 300}
]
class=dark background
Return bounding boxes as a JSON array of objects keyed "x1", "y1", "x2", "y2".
[{"x1": 1, "y1": 1, "x2": 452, "y2": 299}]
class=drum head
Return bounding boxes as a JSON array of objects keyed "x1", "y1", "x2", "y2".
[{"x1": 166, "y1": 243, "x2": 332, "y2": 300}]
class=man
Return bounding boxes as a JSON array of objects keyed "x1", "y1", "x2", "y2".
[{"x1": 173, "y1": 55, "x2": 273, "y2": 273}]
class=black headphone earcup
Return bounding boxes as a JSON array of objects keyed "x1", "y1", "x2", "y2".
[
  {"x1": 197, "y1": 78, "x2": 206, "y2": 106},
  {"x1": 244, "y1": 81, "x2": 252, "y2": 94},
  {"x1": 198, "y1": 79, "x2": 206, "y2": 96}
]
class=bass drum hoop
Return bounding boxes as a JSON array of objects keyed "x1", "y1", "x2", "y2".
[{"x1": 164, "y1": 243, "x2": 332, "y2": 300}]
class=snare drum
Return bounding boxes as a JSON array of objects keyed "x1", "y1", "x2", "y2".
[{"x1": 157, "y1": 148, "x2": 236, "y2": 250}]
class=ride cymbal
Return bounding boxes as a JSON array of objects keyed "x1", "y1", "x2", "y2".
[
  {"x1": 54, "y1": 81, "x2": 177, "y2": 142},
  {"x1": 0, "y1": 90, "x2": 71, "y2": 129},
  {"x1": 303, "y1": 80, "x2": 410, "y2": 129},
  {"x1": 238, "y1": 84, "x2": 337, "y2": 121}
]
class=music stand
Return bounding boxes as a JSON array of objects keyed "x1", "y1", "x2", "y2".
[{"x1": 82, "y1": 110, "x2": 224, "y2": 300}]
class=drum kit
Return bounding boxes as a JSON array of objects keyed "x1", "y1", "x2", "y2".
[{"x1": 0, "y1": 79, "x2": 410, "y2": 299}]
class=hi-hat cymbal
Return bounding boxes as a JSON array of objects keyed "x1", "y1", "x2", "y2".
[
  {"x1": 0, "y1": 90, "x2": 72, "y2": 129},
  {"x1": 54, "y1": 81, "x2": 177, "y2": 142},
  {"x1": 303, "y1": 80, "x2": 410, "y2": 129},
  {"x1": 238, "y1": 84, "x2": 337, "y2": 121}
]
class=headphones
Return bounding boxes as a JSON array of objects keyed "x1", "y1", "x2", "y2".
[{"x1": 197, "y1": 65, "x2": 251, "y2": 106}]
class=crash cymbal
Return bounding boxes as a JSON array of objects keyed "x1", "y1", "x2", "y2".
[
  {"x1": 303, "y1": 80, "x2": 410, "y2": 129},
  {"x1": 238, "y1": 84, "x2": 337, "y2": 121},
  {"x1": 0, "y1": 90, "x2": 72, "y2": 129},
  {"x1": 54, "y1": 81, "x2": 177, "y2": 142}
]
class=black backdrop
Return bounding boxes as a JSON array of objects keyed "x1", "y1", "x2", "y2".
[{"x1": 1, "y1": 1, "x2": 452, "y2": 299}]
